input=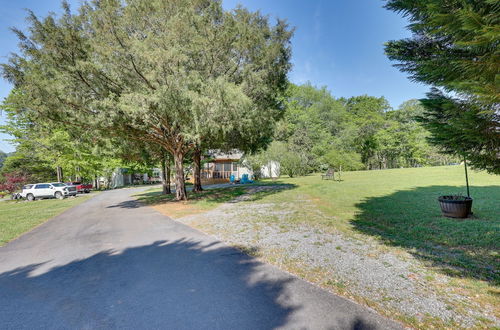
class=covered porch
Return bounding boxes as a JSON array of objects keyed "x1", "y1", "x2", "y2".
[
  {"x1": 186, "y1": 150, "x2": 253, "y2": 185},
  {"x1": 202, "y1": 160, "x2": 239, "y2": 180}
]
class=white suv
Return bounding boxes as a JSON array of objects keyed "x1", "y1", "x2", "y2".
[{"x1": 20, "y1": 182, "x2": 77, "y2": 201}]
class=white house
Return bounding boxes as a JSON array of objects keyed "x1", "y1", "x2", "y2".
[
  {"x1": 260, "y1": 160, "x2": 281, "y2": 178},
  {"x1": 99, "y1": 168, "x2": 153, "y2": 188},
  {"x1": 195, "y1": 150, "x2": 253, "y2": 184},
  {"x1": 98, "y1": 150, "x2": 280, "y2": 188}
]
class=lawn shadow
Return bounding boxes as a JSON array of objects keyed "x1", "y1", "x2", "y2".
[
  {"x1": 134, "y1": 183, "x2": 297, "y2": 207},
  {"x1": 352, "y1": 185, "x2": 500, "y2": 285},
  {"x1": 0, "y1": 239, "x2": 296, "y2": 328}
]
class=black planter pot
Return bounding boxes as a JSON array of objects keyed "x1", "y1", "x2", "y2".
[{"x1": 438, "y1": 196, "x2": 473, "y2": 218}]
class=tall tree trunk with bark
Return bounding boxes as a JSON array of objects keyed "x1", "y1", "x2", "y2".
[
  {"x1": 173, "y1": 151, "x2": 187, "y2": 200},
  {"x1": 161, "y1": 153, "x2": 171, "y2": 194},
  {"x1": 193, "y1": 148, "x2": 203, "y2": 193},
  {"x1": 56, "y1": 166, "x2": 63, "y2": 182},
  {"x1": 166, "y1": 155, "x2": 171, "y2": 193},
  {"x1": 75, "y1": 166, "x2": 81, "y2": 182}
]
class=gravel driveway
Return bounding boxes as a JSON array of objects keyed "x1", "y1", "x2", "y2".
[
  {"x1": 177, "y1": 186, "x2": 499, "y2": 328},
  {"x1": 0, "y1": 186, "x2": 401, "y2": 329}
]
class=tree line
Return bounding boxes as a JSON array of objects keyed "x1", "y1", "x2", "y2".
[
  {"x1": 1, "y1": 0, "x2": 498, "y2": 198},
  {"x1": 244, "y1": 83, "x2": 457, "y2": 178},
  {"x1": 0, "y1": 81, "x2": 457, "y2": 189}
]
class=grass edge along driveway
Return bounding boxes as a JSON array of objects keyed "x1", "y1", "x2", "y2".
[{"x1": 0, "y1": 192, "x2": 99, "y2": 246}]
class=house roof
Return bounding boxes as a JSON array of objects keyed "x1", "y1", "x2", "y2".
[{"x1": 208, "y1": 149, "x2": 244, "y2": 160}]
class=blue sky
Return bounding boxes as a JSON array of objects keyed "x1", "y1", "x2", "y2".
[{"x1": 0, "y1": 0, "x2": 429, "y2": 153}]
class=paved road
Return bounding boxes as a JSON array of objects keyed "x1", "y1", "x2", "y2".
[{"x1": 0, "y1": 187, "x2": 402, "y2": 330}]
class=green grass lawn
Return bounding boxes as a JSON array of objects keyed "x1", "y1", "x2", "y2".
[
  {"x1": 135, "y1": 182, "x2": 294, "y2": 218},
  {"x1": 0, "y1": 192, "x2": 98, "y2": 246},
  {"x1": 138, "y1": 166, "x2": 499, "y2": 327},
  {"x1": 136, "y1": 186, "x2": 252, "y2": 218},
  {"x1": 255, "y1": 166, "x2": 500, "y2": 280},
  {"x1": 137, "y1": 185, "x2": 246, "y2": 205},
  {"x1": 138, "y1": 167, "x2": 499, "y2": 281},
  {"x1": 253, "y1": 165, "x2": 499, "y2": 324},
  {"x1": 137, "y1": 167, "x2": 499, "y2": 281},
  {"x1": 133, "y1": 166, "x2": 500, "y2": 327}
]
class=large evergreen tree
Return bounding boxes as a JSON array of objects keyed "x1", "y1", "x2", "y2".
[
  {"x1": 385, "y1": 0, "x2": 500, "y2": 174},
  {"x1": 1, "y1": 0, "x2": 292, "y2": 200}
]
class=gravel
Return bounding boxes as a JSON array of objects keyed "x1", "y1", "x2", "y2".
[{"x1": 177, "y1": 186, "x2": 499, "y2": 328}]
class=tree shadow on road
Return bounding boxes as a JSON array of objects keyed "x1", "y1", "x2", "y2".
[
  {"x1": 106, "y1": 199, "x2": 142, "y2": 209},
  {"x1": 0, "y1": 238, "x2": 384, "y2": 329},
  {"x1": 0, "y1": 239, "x2": 296, "y2": 328},
  {"x1": 351, "y1": 185, "x2": 500, "y2": 285}
]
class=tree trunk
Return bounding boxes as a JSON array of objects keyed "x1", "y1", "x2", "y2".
[
  {"x1": 106, "y1": 174, "x2": 112, "y2": 189},
  {"x1": 193, "y1": 149, "x2": 203, "y2": 193},
  {"x1": 173, "y1": 151, "x2": 188, "y2": 201},
  {"x1": 161, "y1": 153, "x2": 171, "y2": 194},
  {"x1": 75, "y1": 166, "x2": 81, "y2": 182},
  {"x1": 56, "y1": 166, "x2": 63, "y2": 182},
  {"x1": 166, "y1": 156, "x2": 171, "y2": 193}
]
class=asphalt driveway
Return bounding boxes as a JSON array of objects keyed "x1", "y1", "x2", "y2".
[{"x1": 0, "y1": 187, "x2": 402, "y2": 329}]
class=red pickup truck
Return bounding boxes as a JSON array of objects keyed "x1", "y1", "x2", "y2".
[{"x1": 66, "y1": 182, "x2": 92, "y2": 193}]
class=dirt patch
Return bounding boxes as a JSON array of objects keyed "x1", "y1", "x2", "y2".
[{"x1": 152, "y1": 202, "x2": 206, "y2": 219}]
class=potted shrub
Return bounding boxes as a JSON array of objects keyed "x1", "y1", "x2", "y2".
[
  {"x1": 438, "y1": 157, "x2": 473, "y2": 218},
  {"x1": 438, "y1": 195, "x2": 473, "y2": 218}
]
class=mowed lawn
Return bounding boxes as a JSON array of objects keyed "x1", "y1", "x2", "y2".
[
  {"x1": 252, "y1": 166, "x2": 500, "y2": 322},
  {"x1": 0, "y1": 192, "x2": 98, "y2": 246},
  {"x1": 136, "y1": 186, "x2": 249, "y2": 218},
  {"x1": 139, "y1": 165, "x2": 499, "y2": 285},
  {"x1": 257, "y1": 166, "x2": 499, "y2": 280}
]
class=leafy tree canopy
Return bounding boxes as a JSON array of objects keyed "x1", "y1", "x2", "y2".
[
  {"x1": 1, "y1": 0, "x2": 293, "y2": 199},
  {"x1": 0, "y1": 150, "x2": 8, "y2": 169},
  {"x1": 247, "y1": 83, "x2": 453, "y2": 176},
  {"x1": 419, "y1": 90, "x2": 500, "y2": 174},
  {"x1": 385, "y1": 0, "x2": 499, "y2": 173}
]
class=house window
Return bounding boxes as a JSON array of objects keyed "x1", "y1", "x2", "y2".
[
  {"x1": 232, "y1": 162, "x2": 238, "y2": 171},
  {"x1": 223, "y1": 163, "x2": 231, "y2": 172},
  {"x1": 215, "y1": 163, "x2": 223, "y2": 171}
]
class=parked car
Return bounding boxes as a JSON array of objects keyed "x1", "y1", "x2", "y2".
[
  {"x1": 19, "y1": 182, "x2": 77, "y2": 201},
  {"x1": 63, "y1": 183, "x2": 78, "y2": 196},
  {"x1": 66, "y1": 181, "x2": 92, "y2": 193}
]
